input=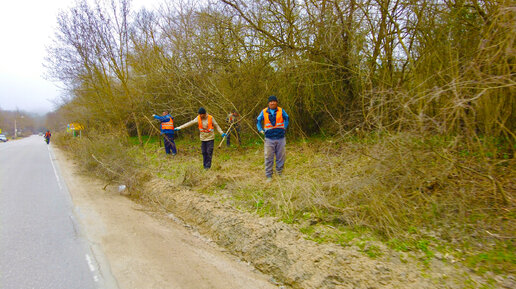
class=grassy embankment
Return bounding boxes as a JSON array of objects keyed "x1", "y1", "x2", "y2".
[{"x1": 55, "y1": 131, "x2": 515, "y2": 276}]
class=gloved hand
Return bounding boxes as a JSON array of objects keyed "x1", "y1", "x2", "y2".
[
  {"x1": 222, "y1": 133, "x2": 227, "y2": 137},
  {"x1": 174, "y1": 128, "x2": 181, "y2": 131},
  {"x1": 259, "y1": 130, "x2": 265, "y2": 135},
  {"x1": 152, "y1": 114, "x2": 156, "y2": 117}
]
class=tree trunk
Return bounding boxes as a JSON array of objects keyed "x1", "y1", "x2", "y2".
[{"x1": 132, "y1": 112, "x2": 143, "y2": 146}]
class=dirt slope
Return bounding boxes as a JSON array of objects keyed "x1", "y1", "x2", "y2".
[
  {"x1": 54, "y1": 147, "x2": 278, "y2": 289},
  {"x1": 138, "y1": 179, "x2": 500, "y2": 289}
]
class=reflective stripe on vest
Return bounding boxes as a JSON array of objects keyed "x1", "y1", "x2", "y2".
[
  {"x1": 198, "y1": 115, "x2": 214, "y2": 132},
  {"x1": 161, "y1": 117, "x2": 174, "y2": 130},
  {"x1": 263, "y1": 107, "x2": 284, "y2": 131}
]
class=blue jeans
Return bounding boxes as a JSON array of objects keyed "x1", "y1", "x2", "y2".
[
  {"x1": 264, "y1": 137, "x2": 286, "y2": 178},
  {"x1": 163, "y1": 133, "x2": 177, "y2": 155}
]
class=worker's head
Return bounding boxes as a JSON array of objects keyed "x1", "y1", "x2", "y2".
[
  {"x1": 162, "y1": 110, "x2": 169, "y2": 116},
  {"x1": 268, "y1": 95, "x2": 278, "y2": 109},
  {"x1": 198, "y1": 107, "x2": 207, "y2": 119}
]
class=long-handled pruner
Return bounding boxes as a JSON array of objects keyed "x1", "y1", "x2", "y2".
[{"x1": 218, "y1": 122, "x2": 235, "y2": 148}]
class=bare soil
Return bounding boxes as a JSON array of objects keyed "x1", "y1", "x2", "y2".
[
  {"x1": 54, "y1": 147, "x2": 278, "y2": 289},
  {"x1": 139, "y1": 179, "x2": 477, "y2": 289}
]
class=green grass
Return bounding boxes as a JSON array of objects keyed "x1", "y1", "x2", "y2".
[
  {"x1": 358, "y1": 241, "x2": 383, "y2": 258},
  {"x1": 128, "y1": 135, "x2": 161, "y2": 146},
  {"x1": 388, "y1": 238, "x2": 411, "y2": 252},
  {"x1": 465, "y1": 241, "x2": 516, "y2": 274}
]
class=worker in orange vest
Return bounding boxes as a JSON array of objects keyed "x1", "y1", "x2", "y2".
[
  {"x1": 174, "y1": 107, "x2": 226, "y2": 169},
  {"x1": 44, "y1": 130, "x2": 52, "y2": 144},
  {"x1": 226, "y1": 111, "x2": 241, "y2": 147},
  {"x1": 256, "y1": 95, "x2": 289, "y2": 181},
  {"x1": 153, "y1": 110, "x2": 177, "y2": 155}
]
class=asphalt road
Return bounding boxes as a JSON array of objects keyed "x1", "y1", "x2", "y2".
[{"x1": 0, "y1": 136, "x2": 111, "y2": 289}]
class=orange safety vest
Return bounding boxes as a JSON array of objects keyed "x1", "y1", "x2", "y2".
[
  {"x1": 161, "y1": 117, "x2": 174, "y2": 130},
  {"x1": 198, "y1": 115, "x2": 214, "y2": 132},
  {"x1": 263, "y1": 107, "x2": 284, "y2": 130}
]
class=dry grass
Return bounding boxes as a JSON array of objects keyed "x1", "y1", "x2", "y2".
[
  {"x1": 54, "y1": 133, "x2": 152, "y2": 192},
  {"x1": 54, "y1": 131, "x2": 515, "y2": 274}
]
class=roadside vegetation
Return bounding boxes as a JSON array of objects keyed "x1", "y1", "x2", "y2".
[
  {"x1": 47, "y1": 0, "x2": 514, "y2": 282},
  {"x1": 55, "y1": 130, "x2": 515, "y2": 276}
]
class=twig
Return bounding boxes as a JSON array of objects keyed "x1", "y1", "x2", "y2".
[
  {"x1": 485, "y1": 230, "x2": 515, "y2": 240},
  {"x1": 202, "y1": 78, "x2": 265, "y2": 143},
  {"x1": 432, "y1": 148, "x2": 510, "y2": 204},
  {"x1": 142, "y1": 114, "x2": 164, "y2": 135},
  {"x1": 143, "y1": 114, "x2": 169, "y2": 149},
  {"x1": 91, "y1": 154, "x2": 122, "y2": 177},
  {"x1": 102, "y1": 177, "x2": 116, "y2": 190}
]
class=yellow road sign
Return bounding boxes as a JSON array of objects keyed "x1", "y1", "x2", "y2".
[{"x1": 69, "y1": 123, "x2": 84, "y2": 131}]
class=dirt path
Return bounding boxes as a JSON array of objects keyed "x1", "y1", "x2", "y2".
[{"x1": 54, "y1": 147, "x2": 277, "y2": 289}]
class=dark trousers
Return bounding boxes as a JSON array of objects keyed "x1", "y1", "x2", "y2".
[
  {"x1": 163, "y1": 133, "x2": 177, "y2": 155},
  {"x1": 201, "y1": 140, "x2": 214, "y2": 169},
  {"x1": 226, "y1": 127, "x2": 241, "y2": 147}
]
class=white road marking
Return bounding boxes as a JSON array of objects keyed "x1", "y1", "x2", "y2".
[
  {"x1": 48, "y1": 146, "x2": 62, "y2": 190},
  {"x1": 85, "y1": 254, "x2": 100, "y2": 282},
  {"x1": 48, "y1": 145, "x2": 103, "y2": 286}
]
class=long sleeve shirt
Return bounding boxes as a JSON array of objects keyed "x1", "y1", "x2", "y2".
[
  {"x1": 257, "y1": 107, "x2": 289, "y2": 139},
  {"x1": 176, "y1": 115, "x2": 224, "y2": 141},
  {"x1": 153, "y1": 114, "x2": 174, "y2": 134}
]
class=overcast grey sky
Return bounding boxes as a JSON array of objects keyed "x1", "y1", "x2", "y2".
[{"x1": 0, "y1": 0, "x2": 160, "y2": 115}]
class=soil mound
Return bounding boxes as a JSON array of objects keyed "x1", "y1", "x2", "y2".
[{"x1": 139, "y1": 178, "x2": 484, "y2": 289}]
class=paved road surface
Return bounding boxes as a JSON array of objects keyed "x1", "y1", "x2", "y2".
[{"x1": 0, "y1": 136, "x2": 112, "y2": 289}]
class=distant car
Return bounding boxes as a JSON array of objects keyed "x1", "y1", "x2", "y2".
[{"x1": 0, "y1": 134, "x2": 7, "y2": 142}]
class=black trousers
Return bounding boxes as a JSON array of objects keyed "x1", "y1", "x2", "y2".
[{"x1": 201, "y1": 140, "x2": 214, "y2": 169}]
